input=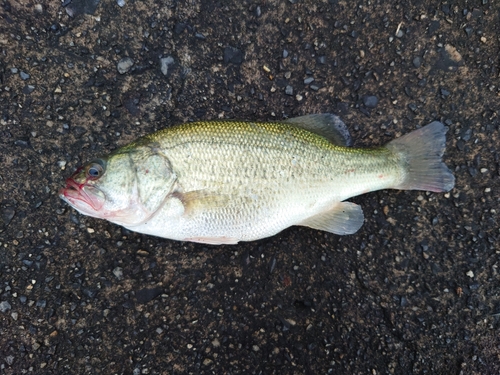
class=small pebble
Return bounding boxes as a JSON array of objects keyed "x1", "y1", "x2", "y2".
[
  {"x1": 461, "y1": 128, "x2": 472, "y2": 142},
  {"x1": 363, "y1": 95, "x2": 379, "y2": 108},
  {"x1": 160, "y1": 56, "x2": 175, "y2": 76},
  {"x1": 223, "y1": 46, "x2": 244, "y2": 65},
  {"x1": 113, "y1": 267, "x2": 123, "y2": 280},
  {"x1": 1, "y1": 207, "x2": 15, "y2": 226},
  {"x1": 466, "y1": 270, "x2": 474, "y2": 278},
  {"x1": 116, "y1": 0, "x2": 125, "y2": 7},
  {"x1": 285, "y1": 85, "x2": 293, "y2": 95},
  {"x1": 20, "y1": 71, "x2": 30, "y2": 80},
  {"x1": 22, "y1": 85, "x2": 35, "y2": 94},
  {"x1": 440, "y1": 88, "x2": 450, "y2": 97},
  {"x1": 304, "y1": 77, "x2": 314, "y2": 84},
  {"x1": 413, "y1": 56, "x2": 422, "y2": 68},
  {"x1": 117, "y1": 57, "x2": 134, "y2": 74},
  {"x1": 0, "y1": 301, "x2": 11, "y2": 313},
  {"x1": 174, "y1": 22, "x2": 187, "y2": 34},
  {"x1": 400, "y1": 296, "x2": 409, "y2": 307},
  {"x1": 285, "y1": 318, "x2": 296, "y2": 326}
]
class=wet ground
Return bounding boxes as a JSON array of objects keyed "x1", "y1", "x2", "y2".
[{"x1": 1, "y1": 0, "x2": 499, "y2": 374}]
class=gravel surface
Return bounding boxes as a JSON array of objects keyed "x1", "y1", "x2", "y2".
[{"x1": 1, "y1": 1, "x2": 499, "y2": 374}]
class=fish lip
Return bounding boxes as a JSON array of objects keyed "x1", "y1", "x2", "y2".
[{"x1": 59, "y1": 178, "x2": 105, "y2": 212}]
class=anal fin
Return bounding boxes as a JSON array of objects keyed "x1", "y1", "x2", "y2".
[{"x1": 299, "y1": 201, "x2": 364, "y2": 235}]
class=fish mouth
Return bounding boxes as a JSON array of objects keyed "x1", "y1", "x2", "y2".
[{"x1": 59, "y1": 178, "x2": 105, "y2": 213}]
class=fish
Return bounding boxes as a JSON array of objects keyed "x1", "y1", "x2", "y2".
[{"x1": 59, "y1": 114, "x2": 455, "y2": 245}]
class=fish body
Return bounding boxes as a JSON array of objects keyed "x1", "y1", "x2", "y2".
[{"x1": 60, "y1": 114, "x2": 454, "y2": 244}]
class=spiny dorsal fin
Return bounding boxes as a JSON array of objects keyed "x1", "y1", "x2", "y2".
[{"x1": 285, "y1": 113, "x2": 353, "y2": 146}]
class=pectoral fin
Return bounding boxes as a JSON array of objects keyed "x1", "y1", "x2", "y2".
[
  {"x1": 173, "y1": 191, "x2": 244, "y2": 244},
  {"x1": 299, "y1": 201, "x2": 364, "y2": 235},
  {"x1": 173, "y1": 190, "x2": 232, "y2": 216}
]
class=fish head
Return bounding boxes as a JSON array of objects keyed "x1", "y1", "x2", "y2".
[{"x1": 60, "y1": 147, "x2": 176, "y2": 226}]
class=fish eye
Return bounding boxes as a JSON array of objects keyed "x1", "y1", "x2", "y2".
[{"x1": 86, "y1": 160, "x2": 106, "y2": 180}]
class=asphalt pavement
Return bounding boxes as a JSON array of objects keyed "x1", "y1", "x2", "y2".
[{"x1": 1, "y1": 1, "x2": 499, "y2": 374}]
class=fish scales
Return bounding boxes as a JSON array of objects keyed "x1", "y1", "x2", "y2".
[{"x1": 149, "y1": 120, "x2": 399, "y2": 196}]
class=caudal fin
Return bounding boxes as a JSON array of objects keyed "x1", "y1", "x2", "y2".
[{"x1": 386, "y1": 121, "x2": 455, "y2": 192}]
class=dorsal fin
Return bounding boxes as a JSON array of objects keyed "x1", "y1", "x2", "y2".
[{"x1": 285, "y1": 113, "x2": 353, "y2": 146}]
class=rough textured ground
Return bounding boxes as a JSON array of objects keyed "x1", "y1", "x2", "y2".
[{"x1": 1, "y1": 0, "x2": 499, "y2": 374}]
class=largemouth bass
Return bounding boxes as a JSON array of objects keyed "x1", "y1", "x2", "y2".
[{"x1": 60, "y1": 114, "x2": 455, "y2": 244}]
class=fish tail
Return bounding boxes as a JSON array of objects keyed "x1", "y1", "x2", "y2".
[{"x1": 386, "y1": 121, "x2": 455, "y2": 192}]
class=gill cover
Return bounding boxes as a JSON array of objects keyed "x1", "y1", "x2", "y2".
[{"x1": 129, "y1": 145, "x2": 178, "y2": 216}]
